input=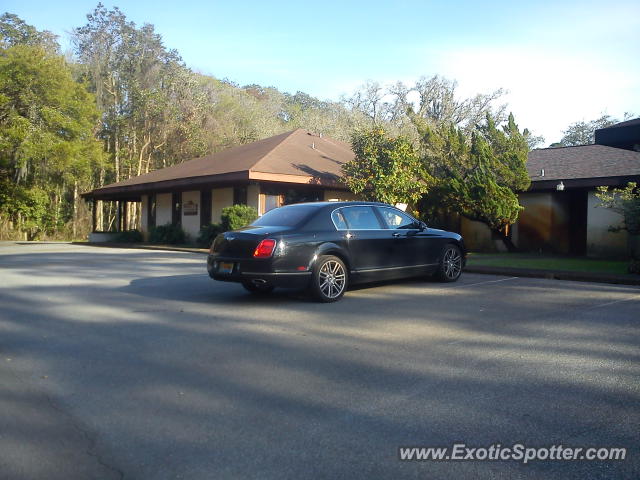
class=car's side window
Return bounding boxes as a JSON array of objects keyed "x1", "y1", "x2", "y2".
[
  {"x1": 331, "y1": 210, "x2": 348, "y2": 230},
  {"x1": 340, "y1": 207, "x2": 383, "y2": 230},
  {"x1": 378, "y1": 207, "x2": 418, "y2": 229}
]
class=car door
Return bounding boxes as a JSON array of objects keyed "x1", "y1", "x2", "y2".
[
  {"x1": 333, "y1": 206, "x2": 394, "y2": 271},
  {"x1": 376, "y1": 206, "x2": 432, "y2": 268}
]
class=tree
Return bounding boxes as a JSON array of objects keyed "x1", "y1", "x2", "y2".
[
  {"x1": 343, "y1": 75, "x2": 511, "y2": 136},
  {"x1": 0, "y1": 13, "x2": 59, "y2": 52},
  {"x1": 342, "y1": 128, "x2": 431, "y2": 205},
  {"x1": 281, "y1": 91, "x2": 364, "y2": 142},
  {"x1": 221, "y1": 205, "x2": 258, "y2": 231},
  {"x1": 0, "y1": 44, "x2": 102, "y2": 239},
  {"x1": 554, "y1": 113, "x2": 634, "y2": 146},
  {"x1": 409, "y1": 75, "x2": 506, "y2": 132},
  {"x1": 72, "y1": 4, "x2": 216, "y2": 229},
  {"x1": 417, "y1": 113, "x2": 530, "y2": 250},
  {"x1": 342, "y1": 80, "x2": 389, "y2": 126},
  {"x1": 596, "y1": 182, "x2": 640, "y2": 273}
]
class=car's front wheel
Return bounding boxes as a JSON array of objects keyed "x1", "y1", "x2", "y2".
[
  {"x1": 435, "y1": 244, "x2": 463, "y2": 282},
  {"x1": 310, "y1": 255, "x2": 348, "y2": 302}
]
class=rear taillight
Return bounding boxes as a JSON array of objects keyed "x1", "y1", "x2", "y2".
[{"x1": 253, "y1": 239, "x2": 277, "y2": 258}]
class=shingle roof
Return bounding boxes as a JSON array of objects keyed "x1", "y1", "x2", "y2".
[
  {"x1": 528, "y1": 144, "x2": 640, "y2": 181},
  {"x1": 87, "y1": 129, "x2": 354, "y2": 197}
]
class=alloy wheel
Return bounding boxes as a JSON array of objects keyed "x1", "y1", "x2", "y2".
[
  {"x1": 443, "y1": 247, "x2": 462, "y2": 280},
  {"x1": 318, "y1": 260, "x2": 346, "y2": 299}
]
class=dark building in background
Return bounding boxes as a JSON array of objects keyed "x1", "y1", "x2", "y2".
[
  {"x1": 595, "y1": 118, "x2": 640, "y2": 152},
  {"x1": 462, "y1": 118, "x2": 640, "y2": 257}
]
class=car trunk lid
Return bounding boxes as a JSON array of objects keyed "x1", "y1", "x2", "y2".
[{"x1": 212, "y1": 226, "x2": 291, "y2": 258}]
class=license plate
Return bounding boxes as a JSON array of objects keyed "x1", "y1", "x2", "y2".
[{"x1": 218, "y1": 262, "x2": 234, "y2": 274}]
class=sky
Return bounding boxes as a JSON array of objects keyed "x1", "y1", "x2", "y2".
[{"x1": 4, "y1": 0, "x2": 639, "y2": 144}]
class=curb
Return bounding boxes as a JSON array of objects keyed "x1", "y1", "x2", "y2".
[
  {"x1": 72, "y1": 242, "x2": 208, "y2": 255},
  {"x1": 465, "y1": 265, "x2": 640, "y2": 286}
]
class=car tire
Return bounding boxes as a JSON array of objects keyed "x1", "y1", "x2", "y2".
[
  {"x1": 242, "y1": 281, "x2": 275, "y2": 294},
  {"x1": 310, "y1": 255, "x2": 348, "y2": 302},
  {"x1": 435, "y1": 244, "x2": 463, "y2": 282}
]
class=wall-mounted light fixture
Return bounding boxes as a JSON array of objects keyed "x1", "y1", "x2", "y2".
[{"x1": 556, "y1": 181, "x2": 565, "y2": 191}]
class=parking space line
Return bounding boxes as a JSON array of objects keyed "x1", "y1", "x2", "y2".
[
  {"x1": 588, "y1": 294, "x2": 640, "y2": 310},
  {"x1": 461, "y1": 276, "x2": 519, "y2": 287}
]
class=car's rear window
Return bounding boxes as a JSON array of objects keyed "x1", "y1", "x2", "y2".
[{"x1": 251, "y1": 204, "x2": 320, "y2": 227}]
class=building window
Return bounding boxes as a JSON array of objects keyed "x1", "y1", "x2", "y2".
[
  {"x1": 259, "y1": 193, "x2": 283, "y2": 215},
  {"x1": 265, "y1": 194, "x2": 280, "y2": 212},
  {"x1": 233, "y1": 186, "x2": 247, "y2": 206},
  {"x1": 256, "y1": 187, "x2": 321, "y2": 215},
  {"x1": 283, "y1": 188, "x2": 323, "y2": 205}
]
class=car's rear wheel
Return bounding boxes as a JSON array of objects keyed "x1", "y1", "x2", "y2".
[
  {"x1": 242, "y1": 281, "x2": 275, "y2": 294},
  {"x1": 310, "y1": 255, "x2": 348, "y2": 302},
  {"x1": 435, "y1": 244, "x2": 463, "y2": 282}
]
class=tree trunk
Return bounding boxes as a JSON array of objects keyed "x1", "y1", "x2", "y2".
[
  {"x1": 137, "y1": 134, "x2": 151, "y2": 176},
  {"x1": 493, "y1": 228, "x2": 517, "y2": 252},
  {"x1": 72, "y1": 181, "x2": 78, "y2": 239},
  {"x1": 114, "y1": 128, "x2": 120, "y2": 182},
  {"x1": 94, "y1": 169, "x2": 104, "y2": 232},
  {"x1": 107, "y1": 203, "x2": 115, "y2": 232},
  {"x1": 53, "y1": 190, "x2": 60, "y2": 229}
]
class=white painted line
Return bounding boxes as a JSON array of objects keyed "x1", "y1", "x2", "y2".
[
  {"x1": 462, "y1": 277, "x2": 519, "y2": 287},
  {"x1": 588, "y1": 294, "x2": 640, "y2": 310}
]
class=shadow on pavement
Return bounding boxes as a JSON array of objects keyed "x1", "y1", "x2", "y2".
[{"x1": 0, "y1": 246, "x2": 638, "y2": 479}]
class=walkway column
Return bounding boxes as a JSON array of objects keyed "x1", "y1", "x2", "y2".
[
  {"x1": 122, "y1": 201, "x2": 128, "y2": 231},
  {"x1": 115, "y1": 201, "x2": 121, "y2": 233},
  {"x1": 92, "y1": 199, "x2": 97, "y2": 232}
]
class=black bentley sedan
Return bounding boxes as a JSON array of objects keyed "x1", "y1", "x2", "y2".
[{"x1": 207, "y1": 201, "x2": 465, "y2": 302}]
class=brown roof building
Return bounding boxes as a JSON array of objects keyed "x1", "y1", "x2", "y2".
[
  {"x1": 86, "y1": 129, "x2": 353, "y2": 200},
  {"x1": 527, "y1": 144, "x2": 640, "y2": 189},
  {"x1": 86, "y1": 120, "x2": 639, "y2": 258},
  {"x1": 462, "y1": 118, "x2": 640, "y2": 257},
  {"x1": 83, "y1": 130, "x2": 357, "y2": 241}
]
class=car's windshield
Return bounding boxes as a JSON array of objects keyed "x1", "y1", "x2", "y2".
[{"x1": 251, "y1": 204, "x2": 320, "y2": 227}]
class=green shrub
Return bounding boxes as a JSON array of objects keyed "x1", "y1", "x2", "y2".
[
  {"x1": 114, "y1": 229, "x2": 143, "y2": 242},
  {"x1": 149, "y1": 223, "x2": 187, "y2": 244},
  {"x1": 197, "y1": 223, "x2": 223, "y2": 248},
  {"x1": 221, "y1": 204, "x2": 258, "y2": 231}
]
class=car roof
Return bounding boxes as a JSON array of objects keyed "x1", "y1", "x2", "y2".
[{"x1": 282, "y1": 201, "x2": 390, "y2": 208}]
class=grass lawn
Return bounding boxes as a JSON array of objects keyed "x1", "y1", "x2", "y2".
[{"x1": 466, "y1": 253, "x2": 630, "y2": 275}]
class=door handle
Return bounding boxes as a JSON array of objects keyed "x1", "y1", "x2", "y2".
[
  {"x1": 392, "y1": 232, "x2": 402, "y2": 237},
  {"x1": 344, "y1": 233, "x2": 354, "y2": 239}
]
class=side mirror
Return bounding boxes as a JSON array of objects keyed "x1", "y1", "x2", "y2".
[{"x1": 419, "y1": 222, "x2": 427, "y2": 231}]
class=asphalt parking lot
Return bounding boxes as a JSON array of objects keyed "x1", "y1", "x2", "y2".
[{"x1": 0, "y1": 242, "x2": 638, "y2": 480}]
